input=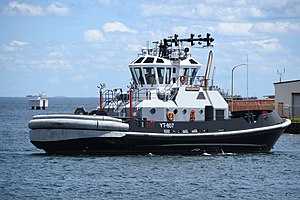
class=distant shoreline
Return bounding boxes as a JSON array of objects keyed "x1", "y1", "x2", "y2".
[{"x1": 0, "y1": 96, "x2": 99, "y2": 98}]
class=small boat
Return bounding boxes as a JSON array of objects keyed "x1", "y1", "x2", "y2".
[
  {"x1": 27, "y1": 92, "x2": 48, "y2": 110},
  {"x1": 28, "y1": 33, "x2": 291, "y2": 155}
]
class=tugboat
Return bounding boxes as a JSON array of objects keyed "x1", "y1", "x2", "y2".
[{"x1": 28, "y1": 33, "x2": 291, "y2": 155}]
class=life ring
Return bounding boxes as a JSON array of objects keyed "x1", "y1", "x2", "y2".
[
  {"x1": 167, "y1": 111, "x2": 175, "y2": 121},
  {"x1": 180, "y1": 76, "x2": 186, "y2": 84}
]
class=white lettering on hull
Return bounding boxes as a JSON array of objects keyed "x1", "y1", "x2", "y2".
[{"x1": 159, "y1": 123, "x2": 175, "y2": 129}]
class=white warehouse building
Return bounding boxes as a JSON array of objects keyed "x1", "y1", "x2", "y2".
[{"x1": 274, "y1": 80, "x2": 300, "y2": 118}]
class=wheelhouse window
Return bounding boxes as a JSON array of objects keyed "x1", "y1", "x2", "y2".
[
  {"x1": 157, "y1": 67, "x2": 165, "y2": 84},
  {"x1": 156, "y1": 58, "x2": 164, "y2": 63},
  {"x1": 134, "y1": 57, "x2": 144, "y2": 64},
  {"x1": 143, "y1": 57, "x2": 155, "y2": 63},
  {"x1": 144, "y1": 67, "x2": 156, "y2": 85},
  {"x1": 190, "y1": 68, "x2": 198, "y2": 85},
  {"x1": 183, "y1": 68, "x2": 189, "y2": 85},
  {"x1": 134, "y1": 67, "x2": 144, "y2": 85},
  {"x1": 165, "y1": 68, "x2": 171, "y2": 84},
  {"x1": 189, "y1": 59, "x2": 198, "y2": 64},
  {"x1": 130, "y1": 68, "x2": 137, "y2": 84},
  {"x1": 183, "y1": 68, "x2": 189, "y2": 76}
]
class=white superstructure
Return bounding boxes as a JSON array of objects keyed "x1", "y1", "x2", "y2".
[
  {"x1": 28, "y1": 92, "x2": 48, "y2": 110},
  {"x1": 101, "y1": 34, "x2": 228, "y2": 122}
]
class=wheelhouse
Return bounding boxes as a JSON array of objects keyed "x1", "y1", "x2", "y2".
[{"x1": 129, "y1": 55, "x2": 202, "y2": 88}]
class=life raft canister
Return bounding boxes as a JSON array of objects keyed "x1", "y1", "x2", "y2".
[
  {"x1": 190, "y1": 110, "x2": 196, "y2": 121},
  {"x1": 167, "y1": 111, "x2": 175, "y2": 121},
  {"x1": 180, "y1": 75, "x2": 186, "y2": 84}
]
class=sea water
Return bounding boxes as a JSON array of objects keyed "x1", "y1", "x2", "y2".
[{"x1": 0, "y1": 97, "x2": 299, "y2": 199}]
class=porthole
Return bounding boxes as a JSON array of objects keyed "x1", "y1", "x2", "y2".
[
  {"x1": 182, "y1": 109, "x2": 187, "y2": 115},
  {"x1": 199, "y1": 109, "x2": 203, "y2": 114},
  {"x1": 150, "y1": 108, "x2": 156, "y2": 114},
  {"x1": 173, "y1": 109, "x2": 178, "y2": 114}
]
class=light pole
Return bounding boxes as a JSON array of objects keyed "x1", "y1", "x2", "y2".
[{"x1": 231, "y1": 64, "x2": 247, "y2": 112}]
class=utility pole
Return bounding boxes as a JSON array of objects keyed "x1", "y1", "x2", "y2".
[{"x1": 246, "y1": 55, "x2": 249, "y2": 100}]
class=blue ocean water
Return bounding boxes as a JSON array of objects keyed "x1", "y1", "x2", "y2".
[{"x1": 0, "y1": 97, "x2": 299, "y2": 199}]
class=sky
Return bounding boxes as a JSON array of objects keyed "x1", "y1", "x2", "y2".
[{"x1": 0, "y1": 0, "x2": 300, "y2": 97}]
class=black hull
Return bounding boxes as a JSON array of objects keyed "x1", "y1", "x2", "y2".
[{"x1": 31, "y1": 126, "x2": 285, "y2": 155}]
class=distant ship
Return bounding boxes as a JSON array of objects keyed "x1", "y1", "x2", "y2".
[
  {"x1": 28, "y1": 33, "x2": 290, "y2": 155},
  {"x1": 27, "y1": 92, "x2": 48, "y2": 110}
]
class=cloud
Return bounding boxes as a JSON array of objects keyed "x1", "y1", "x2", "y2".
[
  {"x1": 126, "y1": 44, "x2": 141, "y2": 52},
  {"x1": 248, "y1": 6, "x2": 264, "y2": 18},
  {"x1": 46, "y1": 2, "x2": 69, "y2": 16},
  {"x1": 251, "y1": 0, "x2": 288, "y2": 9},
  {"x1": 233, "y1": 38, "x2": 282, "y2": 52},
  {"x1": 216, "y1": 23, "x2": 253, "y2": 36},
  {"x1": 84, "y1": 29, "x2": 105, "y2": 42},
  {"x1": 10, "y1": 40, "x2": 28, "y2": 46},
  {"x1": 3, "y1": 1, "x2": 70, "y2": 16},
  {"x1": 48, "y1": 45, "x2": 66, "y2": 57},
  {"x1": 138, "y1": 2, "x2": 199, "y2": 19},
  {"x1": 216, "y1": 6, "x2": 264, "y2": 20},
  {"x1": 3, "y1": 1, "x2": 43, "y2": 16},
  {"x1": 172, "y1": 26, "x2": 188, "y2": 35},
  {"x1": 70, "y1": 72, "x2": 97, "y2": 82},
  {"x1": 2, "y1": 57, "x2": 72, "y2": 72},
  {"x1": 1, "y1": 40, "x2": 29, "y2": 52},
  {"x1": 43, "y1": 59, "x2": 71, "y2": 69},
  {"x1": 252, "y1": 38, "x2": 282, "y2": 52},
  {"x1": 103, "y1": 22, "x2": 137, "y2": 34},
  {"x1": 254, "y1": 22, "x2": 300, "y2": 33},
  {"x1": 139, "y1": 3, "x2": 177, "y2": 17},
  {"x1": 138, "y1": 1, "x2": 264, "y2": 22},
  {"x1": 48, "y1": 51, "x2": 63, "y2": 57}
]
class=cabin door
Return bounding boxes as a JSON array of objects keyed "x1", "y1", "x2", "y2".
[{"x1": 205, "y1": 106, "x2": 214, "y2": 121}]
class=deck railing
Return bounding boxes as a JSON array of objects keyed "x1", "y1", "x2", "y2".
[{"x1": 228, "y1": 99, "x2": 275, "y2": 112}]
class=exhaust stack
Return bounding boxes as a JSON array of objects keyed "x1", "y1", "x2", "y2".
[{"x1": 204, "y1": 50, "x2": 213, "y2": 90}]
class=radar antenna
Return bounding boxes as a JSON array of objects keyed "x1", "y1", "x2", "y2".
[
  {"x1": 277, "y1": 68, "x2": 285, "y2": 82},
  {"x1": 158, "y1": 33, "x2": 214, "y2": 59},
  {"x1": 164, "y1": 33, "x2": 214, "y2": 47}
]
